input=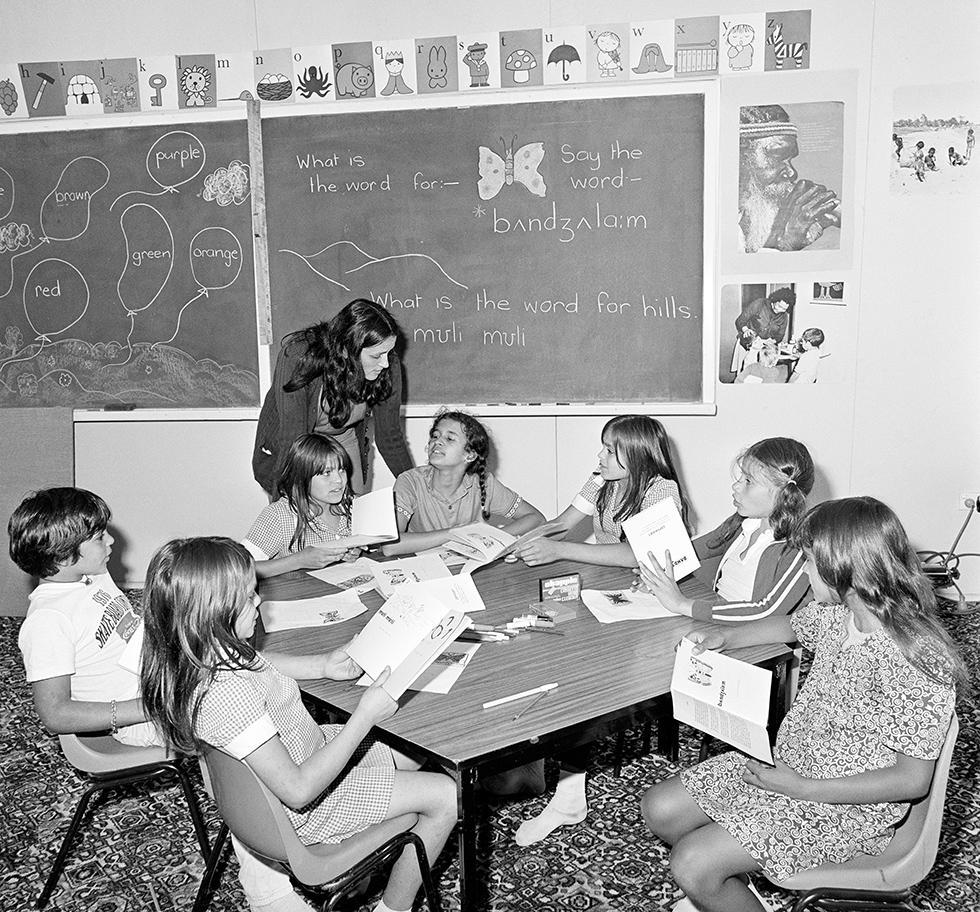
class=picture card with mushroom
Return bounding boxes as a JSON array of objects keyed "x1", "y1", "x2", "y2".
[{"x1": 499, "y1": 29, "x2": 544, "y2": 89}]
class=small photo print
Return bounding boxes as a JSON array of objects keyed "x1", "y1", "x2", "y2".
[
  {"x1": 811, "y1": 281, "x2": 845, "y2": 304},
  {"x1": 891, "y1": 82, "x2": 978, "y2": 195},
  {"x1": 719, "y1": 282, "x2": 832, "y2": 385}
]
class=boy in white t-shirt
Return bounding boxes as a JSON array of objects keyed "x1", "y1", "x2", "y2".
[
  {"x1": 10, "y1": 487, "x2": 311, "y2": 912},
  {"x1": 789, "y1": 328, "x2": 825, "y2": 384},
  {"x1": 11, "y1": 487, "x2": 155, "y2": 745}
]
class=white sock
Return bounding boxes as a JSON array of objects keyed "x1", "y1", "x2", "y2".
[
  {"x1": 249, "y1": 891, "x2": 313, "y2": 912},
  {"x1": 514, "y1": 770, "x2": 588, "y2": 846},
  {"x1": 374, "y1": 900, "x2": 409, "y2": 912}
]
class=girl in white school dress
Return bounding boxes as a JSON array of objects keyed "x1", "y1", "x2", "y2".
[{"x1": 140, "y1": 537, "x2": 457, "y2": 912}]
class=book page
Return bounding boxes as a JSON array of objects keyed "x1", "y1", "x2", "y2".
[
  {"x1": 622, "y1": 499, "x2": 700, "y2": 581},
  {"x1": 444, "y1": 522, "x2": 516, "y2": 562},
  {"x1": 351, "y1": 486, "x2": 398, "y2": 542},
  {"x1": 360, "y1": 554, "x2": 453, "y2": 598},
  {"x1": 670, "y1": 638, "x2": 774, "y2": 763}
]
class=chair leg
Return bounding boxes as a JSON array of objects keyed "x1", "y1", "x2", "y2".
[
  {"x1": 192, "y1": 822, "x2": 230, "y2": 912},
  {"x1": 613, "y1": 729, "x2": 626, "y2": 777},
  {"x1": 171, "y1": 760, "x2": 212, "y2": 858},
  {"x1": 37, "y1": 784, "x2": 100, "y2": 908},
  {"x1": 411, "y1": 834, "x2": 442, "y2": 912}
]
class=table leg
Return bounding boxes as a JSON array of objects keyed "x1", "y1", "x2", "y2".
[{"x1": 457, "y1": 764, "x2": 480, "y2": 911}]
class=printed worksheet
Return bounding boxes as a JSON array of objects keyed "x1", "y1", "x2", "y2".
[
  {"x1": 581, "y1": 588, "x2": 676, "y2": 623},
  {"x1": 260, "y1": 591, "x2": 369, "y2": 632}
]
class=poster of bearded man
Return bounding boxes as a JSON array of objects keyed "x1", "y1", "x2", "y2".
[{"x1": 720, "y1": 72, "x2": 858, "y2": 274}]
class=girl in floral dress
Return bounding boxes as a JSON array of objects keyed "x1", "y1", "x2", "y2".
[{"x1": 642, "y1": 496, "x2": 966, "y2": 912}]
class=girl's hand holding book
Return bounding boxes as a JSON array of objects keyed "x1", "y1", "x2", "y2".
[
  {"x1": 684, "y1": 630, "x2": 726, "y2": 655},
  {"x1": 639, "y1": 550, "x2": 693, "y2": 615},
  {"x1": 299, "y1": 540, "x2": 359, "y2": 569},
  {"x1": 741, "y1": 757, "x2": 805, "y2": 798},
  {"x1": 515, "y1": 537, "x2": 564, "y2": 566},
  {"x1": 322, "y1": 649, "x2": 362, "y2": 681},
  {"x1": 355, "y1": 667, "x2": 398, "y2": 725}
]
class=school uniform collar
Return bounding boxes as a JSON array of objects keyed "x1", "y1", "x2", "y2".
[
  {"x1": 738, "y1": 516, "x2": 777, "y2": 546},
  {"x1": 422, "y1": 464, "x2": 476, "y2": 506}
]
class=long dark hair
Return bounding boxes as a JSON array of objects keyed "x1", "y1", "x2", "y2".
[
  {"x1": 283, "y1": 299, "x2": 401, "y2": 428},
  {"x1": 596, "y1": 415, "x2": 689, "y2": 531},
  {"x1": 739, "y1": 437, "x2": 814, "y2": 540},
  {"x1": 276, "y1": 434, "x2": 353, "y2": 550},
  {"x1": 793, "y1": 497, "x2": 968, "y2": 690},
  {"x1": 140, "y1": 537, "x2": 258, "y2": 754},
  {"x1": 429, "y1": 410, "x2": 493, "y2": 520}
]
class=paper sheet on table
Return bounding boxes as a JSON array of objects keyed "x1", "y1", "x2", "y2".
[
  {"x1": 306, "y1": 557, "x2": 379, "y2": 593},
  {"x1": 360, "y1": 554, "x2": 453, "y2": 598},
  {"x1": 403, "y1": 573, "x2": 486, "y2": 612},
  {"x1": 350, "y1": 486, "x2": 398, "y2": 543},
  {"x1": 416, "y1": 546, "x2": 469, "y2": 568},
  {"x1": 622, "y1": 498, "x2": 700, "y2": 581},
  {"x1": 260, "y1": 591, "x2": 369, "y2": 632},
  {"x1": 670, "y1": 638, "x2": 774, "y2": 764},
  {"x1": 357, "y1": 642, "x2": 480, "y2": 694},
  {"x1": 581, "y1": 588, "x2": 676, "y2": 623}
]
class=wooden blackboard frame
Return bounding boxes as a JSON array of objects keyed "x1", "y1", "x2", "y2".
[{"x1": 261, "y1": 80, "x2": 719, "y2": 417}]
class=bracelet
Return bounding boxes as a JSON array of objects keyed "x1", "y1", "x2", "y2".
[{"x1": 109, "y1": 699, "x2": 118, "y2": 735}]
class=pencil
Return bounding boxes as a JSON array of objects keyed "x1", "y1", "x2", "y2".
[{"x1": 512, "y1": 689, "x2": 552, "y2": 721}]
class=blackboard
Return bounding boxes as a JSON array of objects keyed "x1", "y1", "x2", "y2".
[
  {"x1": 264, "y1": 89, "x2": 705, "y2": 404},
  {"x1": 0, "y1": 118, "x2": 259, "y2": 408}
]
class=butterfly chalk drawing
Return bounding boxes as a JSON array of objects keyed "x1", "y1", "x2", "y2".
[{"x1": 477, "y1": 136, "x2": 547, "y2": 200}]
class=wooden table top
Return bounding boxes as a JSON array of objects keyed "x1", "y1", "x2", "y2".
[{"x1": 258, "y1": 558, "x2": 789, "y2": 768}]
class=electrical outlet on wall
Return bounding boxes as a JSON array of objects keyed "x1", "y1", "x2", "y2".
[{"x1": 959, "y1": 492, "x2": 980, "y2": 511}]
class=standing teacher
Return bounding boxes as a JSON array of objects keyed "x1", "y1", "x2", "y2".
[{"x1": 253, "y1": 299, "x2": 414, "y2": 496}]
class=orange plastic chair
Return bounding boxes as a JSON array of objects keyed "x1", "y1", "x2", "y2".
[
  {"x1": 192, "y1": 745, "x2": 442, "y2": 912},
  {"x1": 772, "y1": 713, "x2": 959, "y2": 912},
  {"x1": 39, "y1": 733, "x2": 210, "y2": 908}
]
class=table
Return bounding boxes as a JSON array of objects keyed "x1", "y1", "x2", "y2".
[{"x1": 258, "y1": 558, "x2": 793, "y2": 910}]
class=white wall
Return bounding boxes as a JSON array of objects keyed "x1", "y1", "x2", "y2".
[{"x1": 5, "y1": 0, "x2": 978, "y2": 594}]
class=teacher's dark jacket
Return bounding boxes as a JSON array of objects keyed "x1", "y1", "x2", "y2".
[{"x1": 252, "y1": 334, "x2": 413, "y2": 495}]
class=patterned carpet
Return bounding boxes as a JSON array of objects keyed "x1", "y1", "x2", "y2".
[{"x1": 0, "y1": 600, "x2": 976, "y2": 912}]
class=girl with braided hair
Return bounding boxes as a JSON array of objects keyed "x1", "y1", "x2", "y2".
[{"x1": 383, "y1": 410, "x2": 544, "y2": 556}]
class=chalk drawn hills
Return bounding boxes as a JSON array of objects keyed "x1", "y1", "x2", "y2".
[{"x1": 0, "y1": 121, "x2": 259, "y2": 408}]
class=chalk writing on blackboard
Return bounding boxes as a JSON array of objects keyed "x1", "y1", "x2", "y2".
[
  {"x1": 265, "y1": 91, "x2": 705, "y2": 404},
  {"x1": 0, "y1": 120, "x2": 259, "y2": 408}
]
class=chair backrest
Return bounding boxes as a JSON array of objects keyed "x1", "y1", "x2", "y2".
[
  {"x1": 201, "y1": 745, "x2": 420, "y2": 887},
  {"x1": 880, "y1": 711, "x2": 959, "y2": 886},
  {"x1": 201, "y1": 746, "x2": 297, "y2": 866}
]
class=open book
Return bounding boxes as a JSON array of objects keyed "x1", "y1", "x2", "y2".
[
  {"x1": 622, "y1": 499, "x2": 700, "y2": 581},
  {"x1": 345, "y1": 582, "x2": 472, "y2": 698},
  {"x1": 670, "y1": 638, "x2": 774, "y2": 763},
  {"x1": 346, "y1": 486, "x2": 398, "y2": 546},
  {"x1": 447, "y1": 520, "x2": 564, "y2": 572}
]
